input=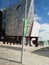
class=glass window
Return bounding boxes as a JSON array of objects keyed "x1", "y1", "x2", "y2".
[{"x1": 2, "y1": 10, "x2": 6, "y2": 29}]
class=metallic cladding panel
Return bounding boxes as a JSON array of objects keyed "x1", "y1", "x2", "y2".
[{"x1": 5, "y1": 0, "x2": 34, "y2": 36}]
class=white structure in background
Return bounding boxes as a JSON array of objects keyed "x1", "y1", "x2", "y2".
[
  {"x1": 39, "y1": 23, "x2": 49, "y2": 41},
  {"x1": 31, "y1": 21, "x2": 40, "y2": 37},
  {"x1": 31, "y1": 21, "x2": 40, "y2": 44}
]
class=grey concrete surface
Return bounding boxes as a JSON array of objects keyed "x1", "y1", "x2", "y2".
[{"x1": 0, "y1": 42, "x2": 49, "y2": 65}]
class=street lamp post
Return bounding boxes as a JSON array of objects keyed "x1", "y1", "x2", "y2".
[{"x1": 21, "y1": 0, "x2": 27, "y2": 64}]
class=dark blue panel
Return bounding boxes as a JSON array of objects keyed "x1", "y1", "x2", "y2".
[{"x1": 2, "y1": 10, "x2": 6, "y2": 29}]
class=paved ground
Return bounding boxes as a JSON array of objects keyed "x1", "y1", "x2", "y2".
[{"x1": 0, "y1": 42, "x2": 49, "y2": 65}]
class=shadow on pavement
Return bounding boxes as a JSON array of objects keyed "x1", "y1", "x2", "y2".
[
  {"x1": 0, "y1": 57, "x2": 21, "y2": 63},
  {"x1": 0, "y1": 45, "x2": 22, "y2": 51},
  {"x1": 31, "y1": 47, "x2": 49, "y2": 57}
]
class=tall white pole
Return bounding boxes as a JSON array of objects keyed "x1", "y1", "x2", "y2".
[
  {"x1": 21, "y1": 0, "x2": 27, "y2": 64},
  {"x1": 25, "y1": 0, "x2": 27, "y2": 20}
]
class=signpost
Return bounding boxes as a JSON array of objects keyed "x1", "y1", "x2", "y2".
[{"x1": 21, "y1": 0, "x2": 27, "y2": 64}]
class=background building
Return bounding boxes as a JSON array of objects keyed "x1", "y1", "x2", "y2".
[{"x1": 5, "y1": 0, "x2": 34, "y2": 36}]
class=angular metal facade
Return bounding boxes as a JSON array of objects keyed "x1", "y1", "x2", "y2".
[{"x1": 5, "y1": 0, "x2": 34, "y2": 36}]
